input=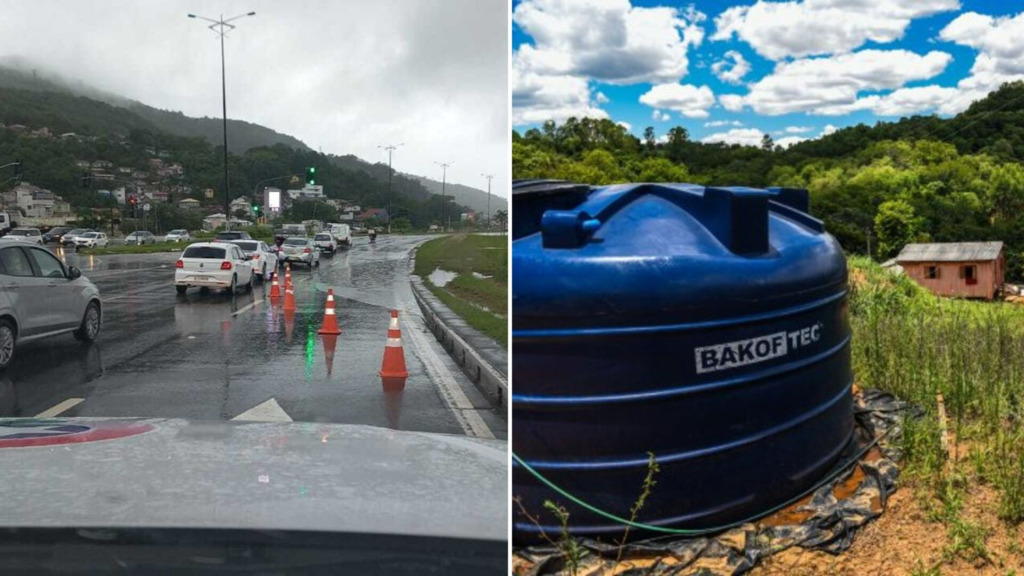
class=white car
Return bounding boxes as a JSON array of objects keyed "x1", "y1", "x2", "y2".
[
  {"x1": 328, "y1": 223, "x2": 351, "y2": 247},
  {"x1": 313, "y1": 233, "x2": 337, "y2": 255},
  {"x1": 280, "y1": 237, "x2": 320, "y2": 268},
  {"x1": 229, "y1": 240, "x2": 278, "y2": 282},
  {"x1": 165, "y1": 229, "x2": 191, "y2": 243},
  {"x1": 6, "y1": 228, "x2": 43, "y2": 245},
  {"x1": 175, "y1": 242, "x2": 254, "y2": 295},
  {"x1": 74, "y1": 232, "x2": 109, "y2": 248}
]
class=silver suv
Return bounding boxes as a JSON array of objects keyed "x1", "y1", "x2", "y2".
[{"x1": 0, "y1": 240, "x2": 102, "y2": 368}]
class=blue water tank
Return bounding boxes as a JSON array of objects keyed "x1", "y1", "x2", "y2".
[{"x1": 512, "y1": 182, "x2": 853, "y2": 544}]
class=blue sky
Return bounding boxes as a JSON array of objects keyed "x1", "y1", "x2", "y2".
[{"x1": 512, "y1": 0, "x2": 1024, "y2": 147}]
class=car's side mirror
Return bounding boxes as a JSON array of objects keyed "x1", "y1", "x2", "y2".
[{"x1": 68, "y1": 266, "x2": 82, "y2": 280}]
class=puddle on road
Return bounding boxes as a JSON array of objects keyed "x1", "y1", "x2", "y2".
[{"x1": 429, "y1": 267, "x2": 458, "y2": 287}]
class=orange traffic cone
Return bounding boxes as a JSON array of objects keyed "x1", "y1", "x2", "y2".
[
  {"x1": 321, "y1": 333, "x2": 338, "y2": 376},
  {"x1": 317, "y1": 289, "x2": 342, "y2": 335},
  {"x1": 379, "y1": 310, "x2": 409, "y2": 389},
  {"x1": 269, "y1": 275, "x2": 281, "y2": 300},
  {"x1": 283, "y1": 283, "x2": 297, "y2": 312},
  {"x1": 285, "y1": 263, "x2": 293, "y2": 290}
]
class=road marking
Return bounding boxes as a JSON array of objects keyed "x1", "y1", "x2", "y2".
[
  {"x1": 103, "y1": 295, "x2": 127, "y2": 302},
  {"x1": 35, "y1": 398, "x2": 85, "y2": 418},
  {"x1": 402, "y1": 311, "x2": 495, "y2": 439},
  {"x1": 231, "y1": 299, "x2": 261, "y2": 316},
  {"x1": 231, "y1": 398, "x2": 292, "y2": 422}
]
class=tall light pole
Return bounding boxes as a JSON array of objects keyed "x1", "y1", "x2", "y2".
[
  {"x1": 480, "y1": 173, "x2": 494, "y2": 230},
  {"x1": 435, "y1": 161, "x2": 453, "y2": 231},
  {"x1": 378, "y1": 143, "x2": 403, "y2": 234},
  {"x1": 188, "y1": 11, "x2": 255, "y2": 224}
]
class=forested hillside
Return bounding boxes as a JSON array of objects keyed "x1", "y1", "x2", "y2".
[
  {"x1": 513, "y1": 81, "x2": 1024, "y2": 278},
  {"x1": 0, "y1": 86, "x2": 469, "y2": 228}
]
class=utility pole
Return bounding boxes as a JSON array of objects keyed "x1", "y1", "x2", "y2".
[
  {"x1": 188, "y1": 11, "x2": 255, "y2": 227},
  {"x1": 378, "y1": 143, "x2": 403, "y2": 234},
  {"x1": 481, "y1": 173, "x2": 494, "y2": 230},
  {"x1": 435, "y1": 161, "x2": 453, "y2": 232}
]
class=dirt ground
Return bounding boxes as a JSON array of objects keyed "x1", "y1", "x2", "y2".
[{"x1": 751, "y1": 482, "x2": 1024, "y2": 576}]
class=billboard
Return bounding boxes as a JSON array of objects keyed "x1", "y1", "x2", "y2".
[{"x1": 267, "y1": 189, "x2": 281, "y2": 210}]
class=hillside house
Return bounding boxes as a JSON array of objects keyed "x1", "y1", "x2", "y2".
[
  {"x1": 178, "y1": 198, "x2": 201, "y2": 211},
  {"x1": 896, "y1": 242, "x2": 1004, "y2": 300},
  {"x1": 229, "y1": 197, "x2": 252, "y2": 215}
]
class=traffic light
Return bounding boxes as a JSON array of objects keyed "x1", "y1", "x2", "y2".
[
  {"x1": 13, "y1": 159, "x2": 22, "y2": 180},
  {"x1": 306, "y1": 166, "x2": 316, "y2": 185},
  {"x1": 252, "y1": 203, "x2": 261, "y2": 216}
]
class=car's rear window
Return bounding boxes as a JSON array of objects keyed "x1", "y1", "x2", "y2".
[
  {"x1": 216, "y1": 232, "x2": 242, "y2": 239},
  {"x1": 284, "y1": 238, "x2": 308, "y2": 246},
  {"x1": 314, "y1": 234, "x2": 331, "y2": 241},
  {"x1": 183, "y1": 246, "x2": 226, "y2": 259},
  {"x1": 232, "y1": 241, "x2": 258, "y2": 252}
]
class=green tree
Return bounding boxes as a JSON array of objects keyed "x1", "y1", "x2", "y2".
[
  {"x1": 761, "y1": 133, "x2": 774, "y2": 151},
  {"x1": 874, "y1": 199, "x2": 919, "y2": 259}
]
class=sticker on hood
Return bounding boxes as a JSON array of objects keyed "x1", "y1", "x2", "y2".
[{"x1": 0, "y1": 420, "x2": 154, "y2": 448}]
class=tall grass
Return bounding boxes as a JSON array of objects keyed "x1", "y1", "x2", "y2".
[{"x1": 849, "y1": 256, "x2": 1024, "y2": 527}]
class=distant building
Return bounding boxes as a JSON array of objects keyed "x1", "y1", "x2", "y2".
[
  {"x1": 75, "y1": 160, "x2": 91, "y2": 169},
  {"x1": 11, "y1": 182, "x2": 70, "y2": 217},
  {"x1": 91, "y1": 160, "x2": 113, "y2": 169},
  {"x1": 229, "y1": 197, "x2": 252, "y2": 215},
  {"x1": 7, "y1": 125, "x2": 26, "y2": 133},
  {"x1": 358, "y1": 208, "x2": 389, "y2": 223},
  {"x1": 286, "y1": 184, "x2": 325, "y2": 200},
  {"x1": 131, "y1": 171, "x2": 148, "y2": 180},
  {"x1": 203, "y1": 213, "x2": 228, "y2": 231},
  {"x1": 178, "y1": 198, "x2": 201, "y2": 210},
  {"x1": 896, "y1": 242, "x2": 1005, "y2": 300},
  {"x1": 117, "y1": 166, "x2": 132, "y2": 174}
]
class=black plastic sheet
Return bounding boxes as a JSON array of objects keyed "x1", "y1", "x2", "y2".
[{"x1": 513, "y1": 389, "x2": 915, "y2": 576}]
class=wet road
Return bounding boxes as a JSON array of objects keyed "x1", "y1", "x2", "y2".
[{"x1": 0, "y1": 236, "x2": 505, "y2": 440}]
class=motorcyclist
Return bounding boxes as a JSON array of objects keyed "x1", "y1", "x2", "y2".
[
  {"x1": 274, "y1": 234, "x2": 286, "y2": 267},
  {"x1": 368, "y1": 228, "x2": 377, "y2": 244}
]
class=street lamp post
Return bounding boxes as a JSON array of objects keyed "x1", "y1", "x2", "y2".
[
  {"x1": 480, "y1": 173, "x2": 494, "y2": 230},
  {"x1": 378, "y1": 143, "x2": 403, "y2": 235},
  {"x1": 435, "y1": 161, "x2": 453, "y2": 231},
  {"x1": 188, "y1": 11, "x2": 255, "y2": 226}
]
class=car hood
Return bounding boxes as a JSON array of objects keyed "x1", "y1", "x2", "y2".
[{"x1": 0, "y1": 418, "x2": 507, "y2": 541}]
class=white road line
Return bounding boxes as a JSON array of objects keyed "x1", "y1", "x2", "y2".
[
  {"x1": 103, "y1": 295, "x2": 127, "y2": 302},
  {"x1": 35, "y1": 398, "x2": 85, "y2": 418},
  {"x1": 231, "y1": 398, "x2": 293, "y2": 422},
  {"x1": 231, "y1": 299, "x2": 261, "y2": 316},
  {"x1": 402, "y1": 310, "x2": 495, "y2": 439}
]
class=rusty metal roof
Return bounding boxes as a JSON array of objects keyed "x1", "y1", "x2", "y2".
[{"x1": 896, "y1": 241, "x2": 1003, "y2": 262}]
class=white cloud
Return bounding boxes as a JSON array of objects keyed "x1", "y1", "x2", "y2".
[
  {"x1": 701, "y1": 127, "x2": 766, "y2": 146},
  {"x1": 512, "y1": 52, "x2": 608, "y2": 125},
  {"x1": 711, "y1": 50, "x2": 751, "y2": 84},
  {"x1": 595, "y1": 91, "x2": 610, "y2": 104},
  {"x1": 719, "y1": 94, "x2": 745, "y2": 111},
  {"x1": 704, "y1": 120, "x2": 743, "y2": 127},
  {"x1": 802, "y1": 11, "x2": 1024, "y2": 118},
  {"x1": 725, "y1": 49, "x2": 951, "y2": 115},
  {"x1": 617, "y1": 121, "x2": 632, "y2": 131},
  {"x1": 651, "y1": 109, "x2": 671, "y2": 122},
  {"x1": 775, "y1": 136, "x2": 807, "y2": 148},
  {"x1": 821, "y1": 124, "x2": 837, "y2": 136},
  {"x1": 784, "y1": 126, "x2": 813, "y2": 133},
  {"x1": 640, "y1": 83, "x2": 716, "y2": 118},
  {"x1": 711, "y1": 0, "x2": 960, "y2": 60},
  {"x1": 512, "y1": 0, "x2": 706, "y2": 85}
]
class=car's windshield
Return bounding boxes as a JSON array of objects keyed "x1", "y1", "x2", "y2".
[
  {"x1": 182, "y1": 246, "x2": 226, "y2": 259},
  {"x1": 217, "y1": 232, "x2": 242, "y2": 239},
  {"x1": 169, "y1": 230, "x2": 186, "y2": 234},
  {"x1": 9, "y1": 229, "x2": 36, "y2": 236},
  {"x1": 81, "y1": 233, "x2": 99, "y2": 238},
  {"x1": 284, "y1": 238, "x2": 308, "y2": 246},
  {"x1": 232, "y1": 241, "x2": 258, "y2": 252}
]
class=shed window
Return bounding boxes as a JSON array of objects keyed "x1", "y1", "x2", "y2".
[
  {"x1": 960, "y1": 265, "x2": 978, "y2": 285},
  {"x1": 925, "y1": 266, "x2": 940, "y2": 279}
]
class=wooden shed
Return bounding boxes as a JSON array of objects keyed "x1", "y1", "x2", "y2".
[{"x1": 895, "y1": 242, "x2": 1004, "y2": 300}]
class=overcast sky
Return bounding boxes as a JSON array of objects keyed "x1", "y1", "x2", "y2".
[{"x1": 0, "y1": 0, "x2": 508, "y2": 195}]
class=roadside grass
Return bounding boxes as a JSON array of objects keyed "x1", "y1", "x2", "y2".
[
  {"x1": 414, "y1": 234, "x2": 507, "y2": 348},
  {"x1": 79, "y1": 241, "x2": 187, "y2": 255},
  {"x1": 849, "y1": 256, "x2": 1024, "y2": 563}
]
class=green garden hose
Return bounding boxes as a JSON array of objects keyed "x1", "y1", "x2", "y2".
[{"x1": 513, "y1": 429, "x2": 886, "y2": 537}]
